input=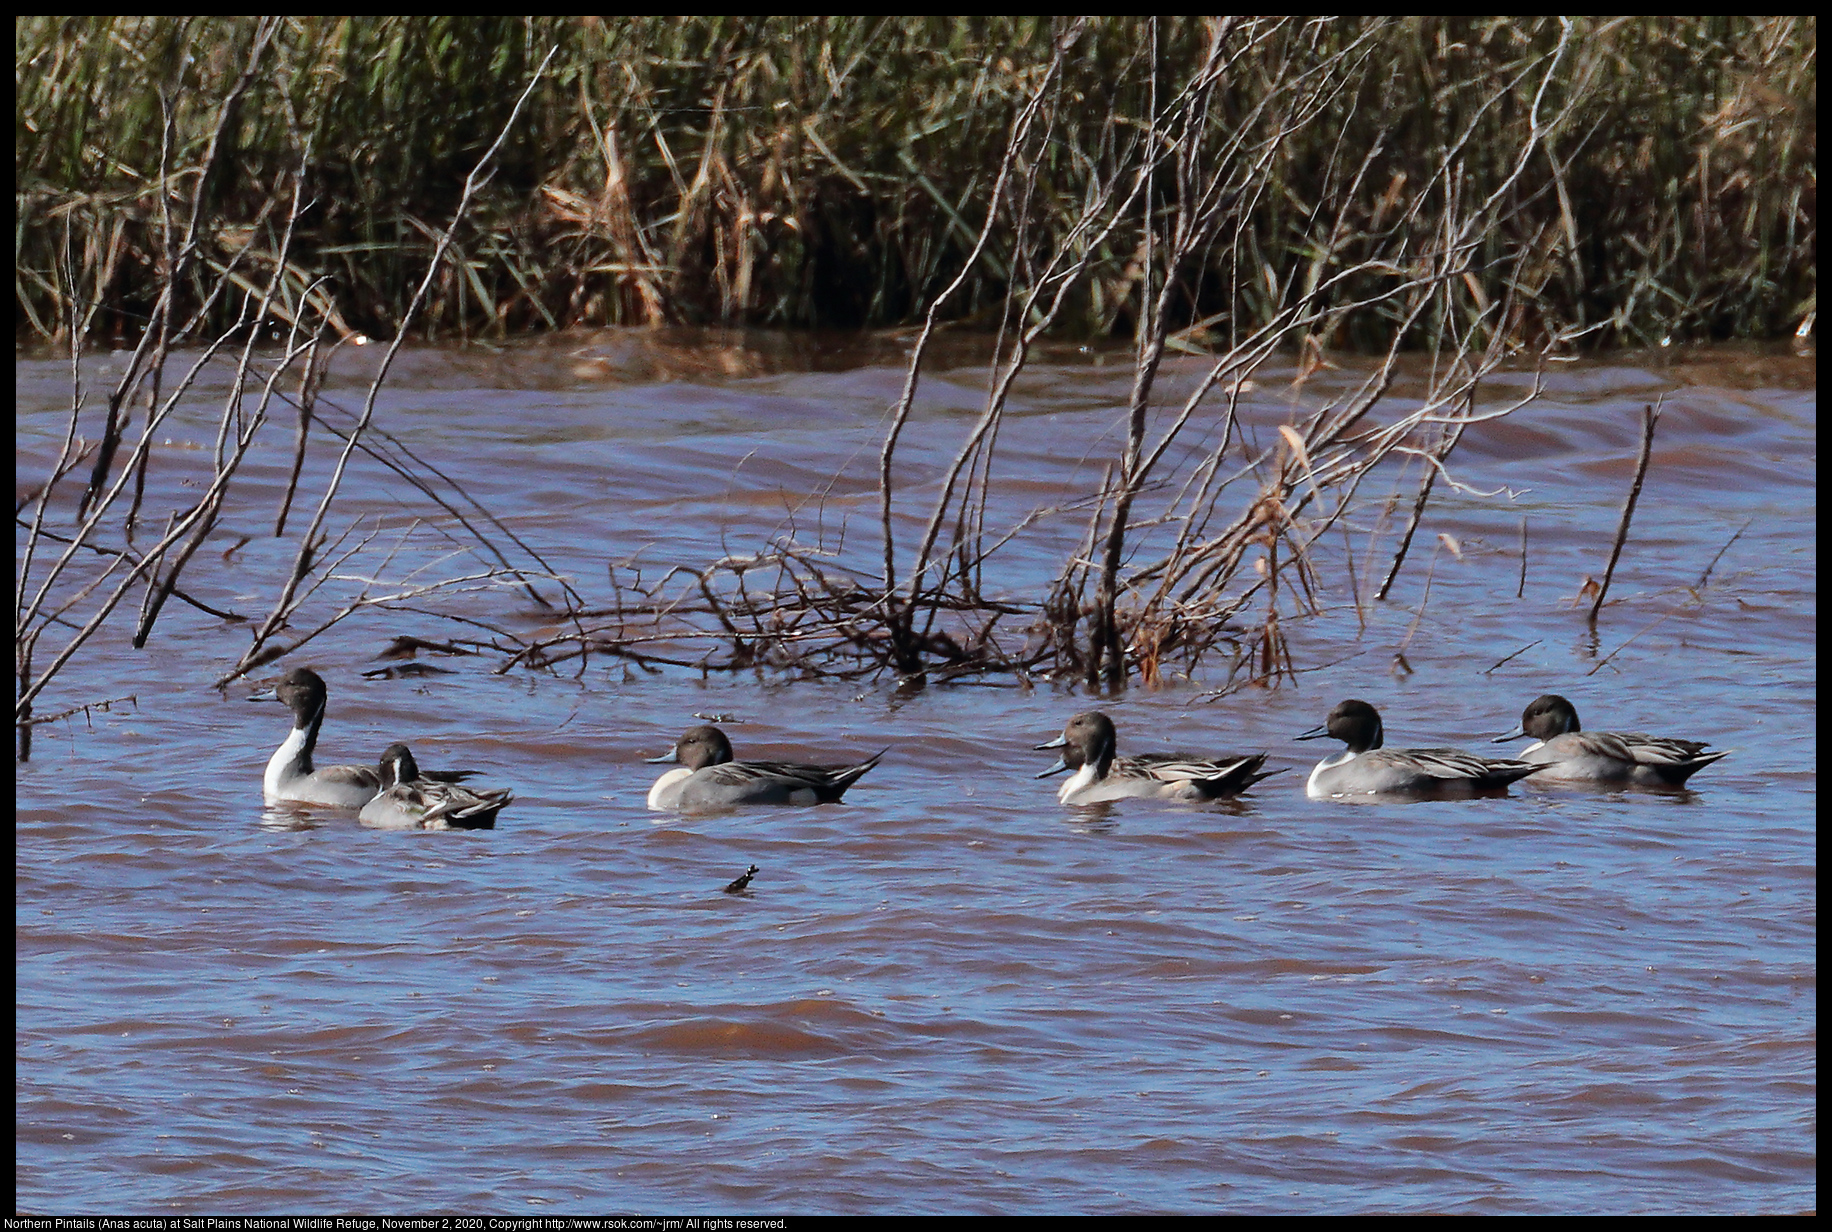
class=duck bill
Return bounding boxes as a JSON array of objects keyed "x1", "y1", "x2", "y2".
[
  {"x1": 1034, "y1": 734, "x2": 1067, "y2": 751},
  {"x1": 1035, "y1": 756, "x2": 1071, "y2": 780},
  {"x1": 642, "y1": 750, "x2": 680, "y2": 764},
  {"x1": 1294, "y1": 724, "x2": 1329, "y2": 741},
  {"x1": 1489, "y1": 725, "x2": 1526, "y2": 743}
]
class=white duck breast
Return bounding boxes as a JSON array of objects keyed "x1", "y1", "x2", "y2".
[
  {"x1": 1036, "y1": 710, "x2": 1277, "y2": 805},
  {"x1": 255, "y1": 668, "x2": 385, "y2": 808},
  {"x1": 252, "y1": 667, "x2": 483, "y2": 809}
]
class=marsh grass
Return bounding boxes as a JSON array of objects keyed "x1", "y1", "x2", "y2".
[{"x1": 17, "y1": 16, "x2": 1816, "y2": 346}]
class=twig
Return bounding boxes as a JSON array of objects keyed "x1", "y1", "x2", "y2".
[
  {"x1": 1585, "y1": 611, "x2": 1673, "y2": 676},
  {"x1": 1481, "y1": 638, "x2": 1542, "y2": 675},
  {"x1": 1516, "y1": 515, "x2": 1527, "y2": 598},
  {"x1": 18, "y1": 694, "x2": 138, "y2": 728},
  {"x1": 1395, "y1": 538, "x2": 1442, "y2": 656},
  {"x1": 1376, "y1": 421, "x2": 1465, "y2": 601},
  {"x1": 1590, "y1": 397, "x2": 1662, "y2": 624},
  {"x1": 1696, "y1": 515, "x2": 1754, "y2": 589}
]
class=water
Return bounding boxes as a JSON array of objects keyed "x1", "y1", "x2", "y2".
[{"x1": 15, "y1": 334, "x2": 1815, "y2": 1214}]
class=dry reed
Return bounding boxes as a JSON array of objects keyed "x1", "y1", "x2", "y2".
[{"x1": 17, "y1": 17, "x2": 1815, "y2": 346}]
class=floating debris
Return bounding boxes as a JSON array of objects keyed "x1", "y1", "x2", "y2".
[
  {"x1": 375, "y1": 635, "x2": 475, "y2": 660},
  {"x1": 361, "y1": 662, "x2": 457, "y2": 679}
]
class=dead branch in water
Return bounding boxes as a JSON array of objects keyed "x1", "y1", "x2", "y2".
[
  {"x1": 1517, "y1": 516, "x2": 1528, "y2": 598},
  {"x1": 578, "y1": 19, "x2": 1577, "y2": 690},
  {"x1": 1376, "y1": 419, "x2": 1468, "y2": 602},
  {"x1": 226, "y1": 50, "x2": 562, "y2": 681},
  {"x1": 1589, "y1": 396, "x2": 1662, "y2": 624},
  {"x1": 17, "y1": 49, "x2": 562, "y2": 755},
  {"x1": 1695, "y1": 516, "x2": 1753, "y2": 590}
]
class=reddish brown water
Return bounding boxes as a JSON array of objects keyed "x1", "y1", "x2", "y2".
[{"x1": 16, "y1": 334, "x2": 1815, "y2": 1214}]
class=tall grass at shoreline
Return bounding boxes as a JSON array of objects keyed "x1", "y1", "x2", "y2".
[{"x1": 16, "y1": 16, "x2": 1816, "y2": 347}]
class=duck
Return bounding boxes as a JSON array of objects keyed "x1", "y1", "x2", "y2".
[
  {"x1": 359, "y1": 743, "x2": 512, "y2": 830},
  {"x1": 1297, "y1": 698, "x2": 1541, "y2": 798},
  {"x1": 1491, "y1": 694, "x2": 1731, "y2": 787},
  {"x1": 645, "y1": 724, "x2": 885, "y2": 810},
  {"x1": 252, "y1": 667, "x2": 475, "y2": 808},
  {"x1": 1034, "y1": 710, "x2": 1277, "y2": 805}
]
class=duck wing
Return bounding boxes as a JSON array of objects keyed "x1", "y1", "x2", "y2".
[
  {"x1": 701, "y1": 750, "x2": 886, "y2": 801},
  {"x1": 1386, "y1": 747, "x2": 1541, "y2": 786},
  {"x1": 1125, "y1": 752, "x2": 1279, "y2": 795},
  {"x1": 412, "y1": 782, "x2": 512, "y2": 829},
  {"x1": 1604, "y1": 730, "x2": 1727, "y2": 769}
]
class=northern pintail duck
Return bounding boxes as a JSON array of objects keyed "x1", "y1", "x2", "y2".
[
  {"x1": 645, "y1": 724, "x2": 885, "y2": 810},
  {"x1": 359, "y1": 743, "x2": 512, "y2": 830},
  {"x1": 1035, "y1": 710, "x2": 1277, "y2": 805},
  {"x1": 1491, "y1": 694, "x2": 1730, "y2": 787},
  {"x1": 1297, "y1": 699, "x2": 1541, "y2": 798},
  {"x1": 252, "y1": 667, "x2": 475, "y2": 808}
]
